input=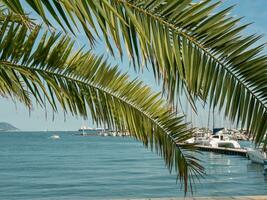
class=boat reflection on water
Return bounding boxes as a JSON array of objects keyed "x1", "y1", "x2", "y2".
[
  {"x1": 246, "y1": 162, "x2": 267, "y2": 181},
  {"x1": 247, "y1": 162, "x2": 264, "y2": 172}
]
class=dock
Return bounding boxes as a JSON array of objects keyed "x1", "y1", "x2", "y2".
[
  {"x1": 195, "y1": 145, "x2": 248, "y2": 157},
  {"x1": 117, "y1": 196, "x2": 267, "y2": 200}
]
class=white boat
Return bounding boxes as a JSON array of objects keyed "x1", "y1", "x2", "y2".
[
  {"x1": 186, "y1": 131, "x2": 241, "y2": 149},
  {"x1": 247, "y1": 148, "x2": 267, "y2": 164},
  {"x1": 209, "y1": 134, "x2": 241, "y2": 149},
  {"x1": 103, "y1": 133, "x2": 109, "y2": 137},
  {"x1": 111, "y1": 132, "x2": 117, "y2": 137},
  {"x1": 99, "y1": 131, "x2": 109, "y2": 136},
  {"x1": 78, "y1": 125, "x2": 93, "y2": 132},
  {"x1": 192, "y1": 137, "x2": 210, "y2": 145},
  {"x1": 50, "y1": 134, "x2": 60, "y2": 139},
  {"x1": 185, "y1": 137, "x2": 195, "y2": 144},
  {"x1": 185, "y1": 128, "x2": 211, "y2": 145}
]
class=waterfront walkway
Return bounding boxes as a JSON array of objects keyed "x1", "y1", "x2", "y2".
[
  {"x1": 195, "y1": 145, "x2": 248, "y2": 156},
  {"x1": 118, "y1": 196, "x2": 267, "y2": 200}
]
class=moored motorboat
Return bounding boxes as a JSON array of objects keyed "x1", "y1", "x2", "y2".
[
  {"x1": 247, "y1": 147, "x2": 267, "y2": 174},
  {"x1": 247, "y1": 148, "x2": 267, "y2": 164},
  {"x1": 186, "y1": 132, "x2": 241, "y2": 149},
  {"x1": 209, "y1": 134, "x2": 241, "y2": 149}
]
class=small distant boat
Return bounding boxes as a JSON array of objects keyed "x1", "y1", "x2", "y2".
[
  {"x1": 111, "y1": 131, "x2": 117, "y2": 137},
  {"x1": 50, "y1": 134, "x2": 60, "y2": 139},
  {"x1": 98, "y1": 131, "x2": 110, "y2": 136},
  {"x1": 78, "y1": 125, "x2": 93, "y2": 132},
  {"x1": 103, "y1": 132, "x2": 109, "y2": 137}
]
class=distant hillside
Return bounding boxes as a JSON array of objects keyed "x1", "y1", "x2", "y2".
[{"x1": 0, "y1": 122, "x2": 19, "y2": 132}]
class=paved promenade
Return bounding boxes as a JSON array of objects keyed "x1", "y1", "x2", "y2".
[{"x1": 116, "y1": 196, "x2": 267, "y2": 200}]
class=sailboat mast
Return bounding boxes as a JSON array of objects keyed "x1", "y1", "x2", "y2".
[
  {"x1": 212, "y1": 107, "x2": 215, "y2": 133},
  {"x1": 207, "y1": 106, "x2": 211, "y2": 129}
]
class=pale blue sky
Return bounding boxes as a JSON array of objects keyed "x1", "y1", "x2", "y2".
[{"x1": 0, "y1": 0, "x2": 266, "y2": 131}]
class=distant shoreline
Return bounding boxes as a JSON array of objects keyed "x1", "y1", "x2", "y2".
[{"x1": 0, "y1": 130, "x2": 77, "y2": 133}]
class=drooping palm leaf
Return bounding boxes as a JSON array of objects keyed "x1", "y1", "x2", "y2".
[
  {"x1": 0, "y1": 13, "x2": 204, "y2": 193},
  {"x1": 6, "y1": 0, "x2": 266, "y2": 146}
]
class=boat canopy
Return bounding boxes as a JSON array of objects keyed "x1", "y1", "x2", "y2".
[{"x1": 213, "y1": 128, "x2": 224, "y2": 135}]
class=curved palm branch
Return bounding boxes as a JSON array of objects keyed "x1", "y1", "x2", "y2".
[
  {"x1": 0, "y1": 13, "x2": 204, "y2": 193},
  {"x1": 6, "y1": 0, "x2": 267, "y2": 146}
]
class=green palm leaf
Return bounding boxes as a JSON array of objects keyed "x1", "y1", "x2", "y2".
[
  {"x1": 6, "y1": 0, "x2": 266, "y2": 146},
  {"x1": 0, "y1": 13, "x2": 204, "y2": 193}
]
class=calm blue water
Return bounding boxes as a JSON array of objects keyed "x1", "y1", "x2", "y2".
[{"x1": 0, "y1": 132, "x2": 266, "y2": 200}]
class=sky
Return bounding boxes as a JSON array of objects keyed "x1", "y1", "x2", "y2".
[{"x1": 0, "y1": 0, "x2": 266, "y2": 131}]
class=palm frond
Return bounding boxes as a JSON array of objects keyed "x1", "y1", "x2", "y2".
[
  {"x1": 0, "y1": 3, "x2": 34, "y2": 28},
  {"x1": 114, "y1": 0, "x2": 267, "y2": 145},
  {"x1": 0, "y1": 13, "x2": 204, "y2": 193},
  {"x1": 6, "y1": 0, "x2": 266, "y2": 145}
]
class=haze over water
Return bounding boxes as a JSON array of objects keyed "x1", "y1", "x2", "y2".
[{"x1": 0, "y1": 132, "x2": 266, "y2": 199}]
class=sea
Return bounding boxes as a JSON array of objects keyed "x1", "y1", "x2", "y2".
[{"x1": 0, "y1": 131, "x2": 266, "y2": 200}]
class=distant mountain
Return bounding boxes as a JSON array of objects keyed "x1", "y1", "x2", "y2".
[{"x1": 0, "y1": 122, "x2": 19, "y2": 132}]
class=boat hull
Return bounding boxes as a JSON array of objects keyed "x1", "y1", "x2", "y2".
[
  {"x1": 247, "y1": 149, "x2": 267, "y2": 164},
  {"x1": 50, "y1": 135, "x2": 60, "y2": 139}
]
